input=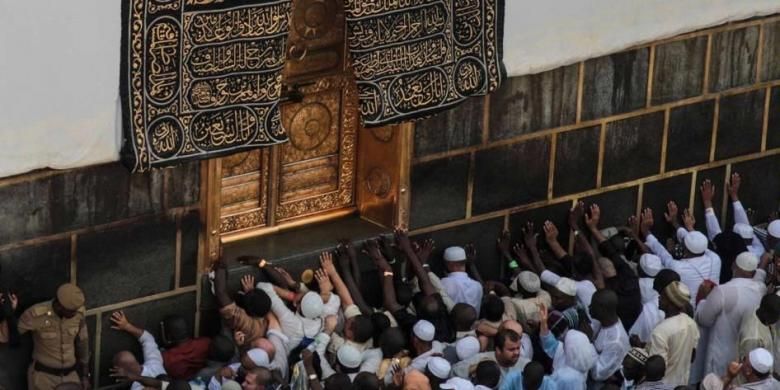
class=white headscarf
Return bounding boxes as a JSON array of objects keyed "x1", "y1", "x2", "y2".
[{"x1": 563, "y1": 330, "x2": 597, "y2": 373}]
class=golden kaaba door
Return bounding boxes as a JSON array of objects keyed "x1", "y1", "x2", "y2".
[{"x1": 205, "y1": 0, "x2": 357, "y2": 244}]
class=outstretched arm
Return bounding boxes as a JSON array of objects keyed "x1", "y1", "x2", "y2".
[
  {"x1": 701, "y1": 179, "x2": 722, "y2": 241},
  {"x1": 583, "y1": 205, "x2": 605, "y2": 289},
  {"x1": 214, "y1": 260, "x2": 233, "y2": 308},
  {"x1": 522, "y1": 222, "x2": 546, "y2": 274},
  {"x1": 365, "y1": 239, "x2": 402, "y2": 312},
  {"x1": 396, "y1": 229, "x2": 435, "y2": 296},
  {"x1": 465, "y1": 244, "x2": 485, "y2": 285}
]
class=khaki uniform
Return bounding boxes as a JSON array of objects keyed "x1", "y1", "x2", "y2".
[{"x1": 18, "y1": 301, "x2": 89, "y2": 390}]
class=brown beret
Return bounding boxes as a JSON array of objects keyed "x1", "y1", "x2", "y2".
[{"x1": 56, "y1": 283, "x2": 85, "y2": 311}]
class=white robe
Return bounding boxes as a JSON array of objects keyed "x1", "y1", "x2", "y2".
[{"x1": 695, "y1": 277, "x2": 766, "y2": 380}]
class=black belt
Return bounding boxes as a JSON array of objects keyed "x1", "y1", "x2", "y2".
[{"x1": 33, "y1": 361, "x2": 76, "y2": 377}]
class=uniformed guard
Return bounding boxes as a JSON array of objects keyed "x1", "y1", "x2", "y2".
[{"x1": 18, "y1": 283, "x2": 91, "y2": 390}]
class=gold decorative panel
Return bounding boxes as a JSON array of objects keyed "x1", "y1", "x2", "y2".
[{"x1": 218, "y1": 149, "x2": 270, "y2": 235}]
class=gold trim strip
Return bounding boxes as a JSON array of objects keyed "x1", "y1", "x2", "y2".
[
  {"x1": 409, "y1": 148, "x2": 780, "y2": 235},
  {"x1": 70, "y1": 234, "x2": 77, "y2": 284},
  {"x1": 576, "y1": 62, "x2": 585, "y2": 123},
  {"x1": 221, "y1": 208, "x2": 356, "y2": 243},
  {"x1": 646, "y1": 44, "x2": 656, "y2": 108},
  {"x1": 466, "y1": 152, "x2": 476, "y2": 218},
  {"x1": 547, "y1": 134, "x2": 557, "y2": 199},
  {"x1": 689, "y1": 170, "x2": 698, "y2": 210},
  {"x1": 482, "y1": 95, "x2": 491, "y2": 144},
  {"x1": 720, "y1": 164, "x2": 732, "y2": 229},
  {"x1": 411, "y1": 80, "x2": 780, "y2": 164},
  {"x1": 660, "y1": 108, "x2": 670, "y2": 173},
  {"x1": 762, "y1": 86, "x2": 771, "y2": 151},
  {"x1": 85, "y1": 286, "x2": 197, "y2": 316},
  {"x1": 93, "y1": 311, "x2": 102, "y2": 388},
  {"x1": 703, "y1": 34, "x2": 713, "y2": 95},
  {"x1": 596, "y1": 123, "x2": 607, "y2": 188},
  {"x1": 710, "y1": 96, "x2": 720, "y2": 162},
  {"x1": 636, "y1": 183, "x2": 644, "y2": 217},
  {"x1": 756, "y1": 23, "x2": 765, "y2": 82}
]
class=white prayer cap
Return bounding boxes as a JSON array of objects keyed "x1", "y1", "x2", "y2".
[
  {"x1": 555, "y1": 277, "x2": 577, "y2": 297},
  {"x1": 748, "y1": 348, "x2": 773, "y2": 374},
  {"x1": 427, "y1": 357, "x2": 451, "y2": 379},
  {"x1": 440, "y1": 377, "x2": 474, "y2": 390},
  {"x1": 735, "y1": 251, "x2": 759, "y2": 272},
  {"x1": 768, "y1": 220, "x2": 780, "y2": 238},
  {"x1": 413, "y1": 319, "x2": 435, "y2": 342},
  {"x1": 455, "y1": 336, "x2": 481, "y2": 361},
  {"x1": 221, "y1": 380, "x2": 242, "y2": 390},
  {"x1": 683, "y1": 231, "x2": 708, "y2": 255},
  {"x1": 246, "y1": 348, "x2": 270, "y2": 367},
  {"x1": 732, "y1": 223, "x2": 754, "y2": 240},
  {"x1": 511, "y1": 271, "x2": 540, "y2": 293},
  {"x1": 300, "y1": 291, "x2": 324, "y2": 319},
  {"x1": 444, "y1": 246, "x2": 467, "y2": 262},
  {"x1": 337, "y1": 344, "x2": 362, "y2": 369},
  {"x1": 639, "y1": 254, "x2": 662, "y2": 277},
  {"x1": 563, "y1": 329, "x2": 597, "y2": 373}
]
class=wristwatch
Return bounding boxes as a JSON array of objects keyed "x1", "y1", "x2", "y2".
[{"x1": 308, "y1": 374, "x2": 318, "y2": 381}]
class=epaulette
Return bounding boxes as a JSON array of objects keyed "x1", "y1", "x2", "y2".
[{"x1": 31, "y1": 303, "x2": 51, "y2": 317}]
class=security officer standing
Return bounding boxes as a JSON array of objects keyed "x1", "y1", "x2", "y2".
[{"x1": 18, "y1": 283, "x2": 91, "y2": 390}]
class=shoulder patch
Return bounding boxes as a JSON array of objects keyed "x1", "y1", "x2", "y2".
[{"x1": 32, "y1": 304, "x2": 51, "y2": 316}]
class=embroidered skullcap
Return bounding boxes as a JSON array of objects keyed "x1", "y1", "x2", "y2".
[
  {"x1": 511, "y1": 271, "x2": 540, "y2": 293},
  {"x1": 683, "y1": 231, "x2": 708, "y2": 255},
  {"x1": 300, "y1": 291, "x2": 324, "y2": 319},
  {"x1": 563, "y1": 329, "x2": 597, "y2": 373},
  {"x1": 554, "y1": 277, "x2": 577, "y2": 297},
  {"x1": 732, "y1": 223, "x2": 754, "y2": 240},
  {"x1": 455, "y1": 336, "x2": 481, "y2": 361},
  {"x1": 440, "y1": 377, "x2": 474, "y2": 390},
  {"x1": 735, "y1": 251, "x2": 759, "y2": 272},
  {"x1": 639, "y1": 254, "x2": 662, "y2": 277},
  {"x1": 246, "y1": 348, "x2": 270, "y2": 367},
  {"x1": 748, "y1": 348, "x2": 773, "y2": 374},
  {"x1": 221, "y1": 380, "x2": 242, "y2": 390},
  {"x1": 337, "y1": 344, "x2": 362, "y2": 369},
  {"x1": 626, "y1": 347, "x2": 649, "y2": 365},
  {"x1": 56, "y1": 283, "x2": 85, "y2": 311},
  {"x1": 444, "y1": 247, "x2": 467, "y2": 262},
  {"x1": 663, "y1": 281, "x2": 690, "y2": 309},
  {"x1": 413, "y1": 319, "x2": 435, "y2": 342},
  {"x1": 427, "y1": 357, "x2": 451, "y2": 379},
  {"x1": 768, "y1": 220, "x2": 780, "y2": 239}
]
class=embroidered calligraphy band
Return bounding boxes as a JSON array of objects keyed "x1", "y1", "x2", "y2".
[
  {"x1": 344, "y1": 0, "x2": 505, "y2": 126},
  {"x1": 120, "y1": 0, "x2": 291, "y2": 172}
]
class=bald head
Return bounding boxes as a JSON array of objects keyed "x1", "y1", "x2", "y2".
[
  {"x1": 113, "y1": 350, "x2": 141, "y2": 375},
  {"x1": 499, "y1": 320, "x2": 523, "y2": 337},
  {"x1": 249, "y1": 337, "x2": 276, "y2": 360}
]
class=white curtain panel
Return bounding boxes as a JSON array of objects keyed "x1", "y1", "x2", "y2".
[{"x1": 1, "y1": 0, "x2": 778, "y2": 178}]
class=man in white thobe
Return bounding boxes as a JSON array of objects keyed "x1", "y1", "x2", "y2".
[
  {"x1": 110, "y1": 311, "x2": 167, "y2": 390},
  {"x1": 737, "y1": 293, "x2": 780, "y2": 375},
  {"x1": 696, "y1": 252, "x2": 767, "y2": 381},
  {"x1": 702, "y1": 174, "x2": 766, "y2": 259},
  {"x1": 701, "y1": 348, "x2": 780, "y2": 390},
  {"x1": 440, "y1": 246, "x2": 484, "y2": 313}
]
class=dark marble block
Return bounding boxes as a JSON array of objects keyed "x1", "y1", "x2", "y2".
[
  {"x1": 414, "y1": 97, "x2": 484, "y2": 157},
  {"x1": 693, "y1": 166, "x2": 727, "y2": 234},
  {"x1": 0, "y1": 163, "x2": 165, "y2": 246},
  {"x1": 580, "y1": 186, "x2": 639, "y2": 229},
  {"x1": 602, "y1": 112, "x2": 664, "y2": 186},
  {"x1": 166, "y1": 161, "x2": 201, "y2": 209},
  {"x1": 760, "y1": 21, "x2": 780, "y2": 82},
  {"x1": 709, "y1": 26, "x2": 759, "y2": 92},
  {"x1": 768, "y1": 87, "x2": 780, "y2": 150},
  {"x1": 728, "y1": 155, "x2": 780, "y2": 225},
  {"x1": 666, "y1": 100, "x2": 716, "y2": 171},
  {"x1": 715, "y1": 89, "x2": 765, "y2": 161},
  {"x1": 411, "y1": 217, "x2": 505, "y2": 281},
  {"x1": 472, "y1": 137, "x2": 551, "y2": 215},
  {"x1": 77, "y1": 217, "x2": 177, "y2": 308},
  {"x1": 553, "y1": 126, "x2": 601, "y2": 197},
  {"x1": 180, "y1": 211, "x2": 201, "y2": 287},
  {"x1": 652, "y1": 36, "x2": 707, "y2": 105},
  {"x1": 509, "y1": 201, "x2": 574, "y2": 252},
  {"x1": 489, "y1": 65, "x2": 578, "y2": 141},
  {"x1": 582, "y1": 48, "x2": 649, "y2": 121},
  {"x1": 0, "y1": 240, "x2": 71, "y2": 312},
  {"x1": 641, "y1": 174, "x2": 693, "y2": 242},
  {"x1": 96, "y1": 292, "x2": 196, "y2": 387},
  {"x1": 410, "y1": 156, "x2": 470, "y2": 229}
]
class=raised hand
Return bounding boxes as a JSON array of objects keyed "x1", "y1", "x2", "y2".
[
  {"x1": 727, "y1": 172, "x2": 741, "y2": 202},
  {"x1": 234, "y1": 330, "x2": 246, "y2": 346},
  {"x1": 319, "y1": 251, "x2": 337, "y2": 277},
  {"x1": 512, "y1": 243, "x2": 533, "y2": 270},
  {"x1": 416, "y1": 238, "x2": 435, "y2": 265},
  {"x1": 338, "y1": 239, "x2": 357, "y2": 260},
  {"x1": 726, "y1": 361, "x2": 742, "y2": 379},
  {"x1": 110, "y1": 311, "x2": 131, "y2": 332},
  {"x1": 241, "y1": 274, "x2": 256, "y2": 293},
  {"x1": 522, "y1": 221, "x2": 537, "y2": 250},
  {"x1": 682, "y1": 208, "x2": 696, "y2": 231},
  {"x1": 628, "y1": 215, "x2": 640, "y2": 237},
  {"x1": 465, "y1": 243, "x2": 476, "y2": 263},
  {"x1": 363, "y1": 239, "x2": 391, "y2": 272},
  {"x1": 700, "y1": 179, "x2": 715, "y2": 208},
  {"x1": 315, "y1": 269, "x2": 333, "y2": 295},
  {"x1": 543, "y1": 221, "x2": 559, "y2": 242},
  {"x1": 585, "y1": 204, "x2": 601, "y2": 231},
  {"x1": 394, "y1": 228, "x2": 413, "y2": 253},
  {"x1": 664, "y1": 201, "x2": 680, "y2": 228},
  {"x1": 569, "y1": 201, "x2": 585, "y2": 230},
  {"x1": 640, "y1": 208, "x2": 654, "y2": 237}
]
